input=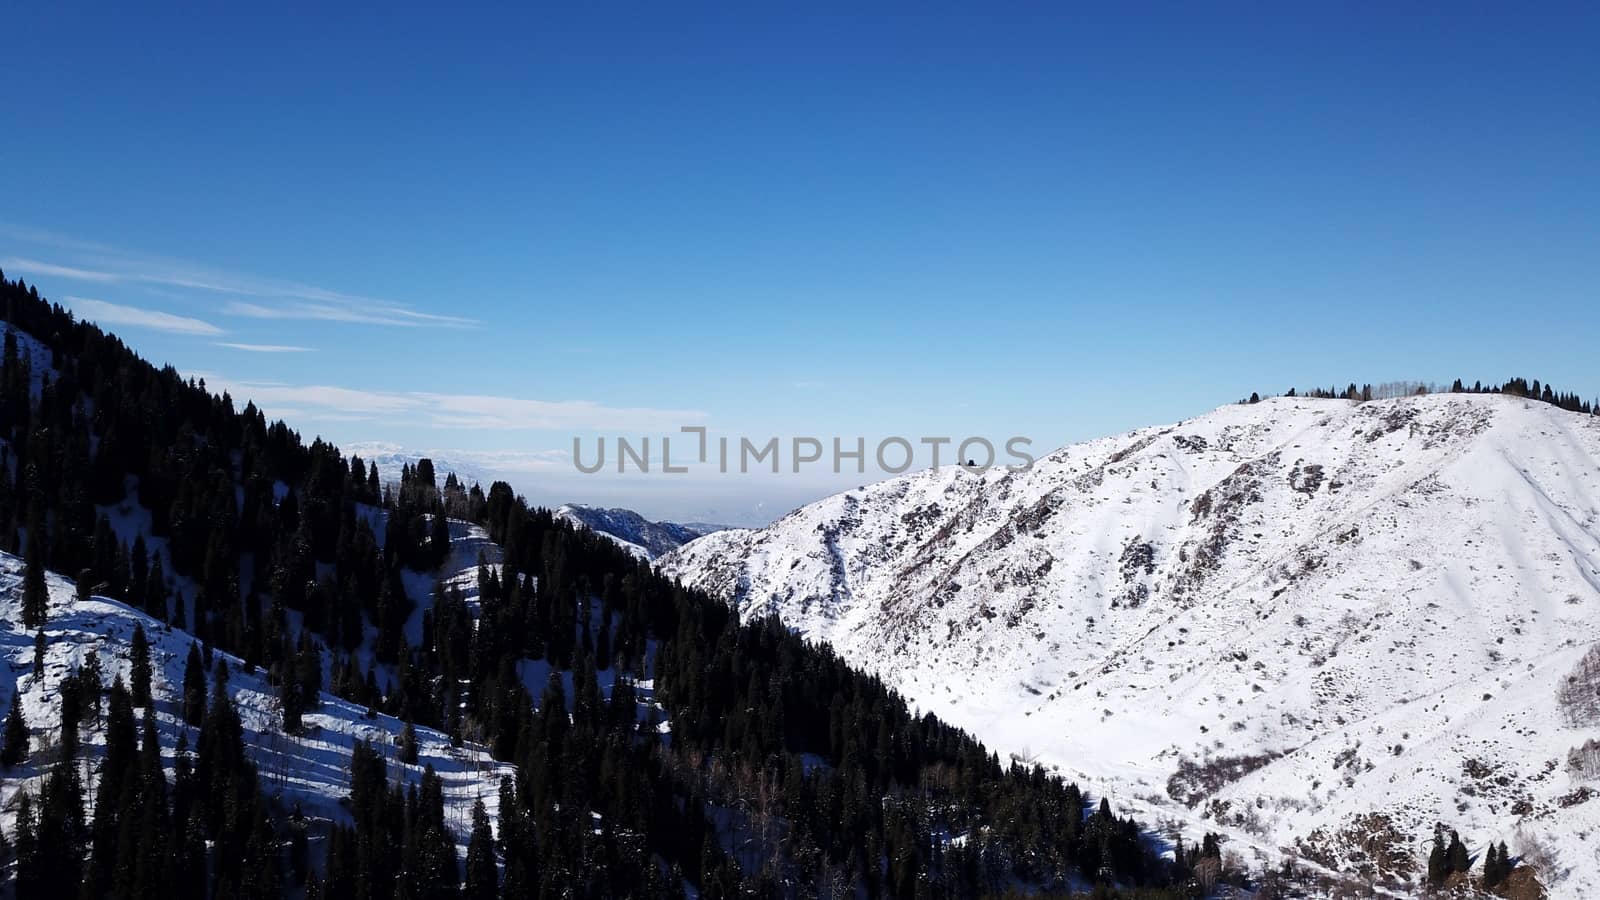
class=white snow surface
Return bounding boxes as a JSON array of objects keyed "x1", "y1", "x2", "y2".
[
  {"x1": 0, "y1": 551, "x2": 514, "y2": 858},
  {"x1": 662, "y1": 394, "x2": 1600, "y2": 894}
]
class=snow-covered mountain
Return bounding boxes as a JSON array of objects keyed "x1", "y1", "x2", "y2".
[
  {"x1": 661, "y1": 393, "x2": 1600, "y2": 894},
  {"x1": 555, "y1": 504, "x2": 723, "y2": 561},
  {"x1": 343, "y1": 442, "x2": 500, "y2": 491},
  {"x1": 0, "y1": 547, "x2": 515, "y2": 862}
]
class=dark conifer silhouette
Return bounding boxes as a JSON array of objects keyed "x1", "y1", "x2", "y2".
[
  {"x1": 1, "y1": 690, "x2": 28, "y2": 768},
  {"x1": 130, "y1": 622, "x2": 153, "y2": 707}
]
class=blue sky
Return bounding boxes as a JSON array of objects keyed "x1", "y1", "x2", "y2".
[{"x1": 2, "y1": 3, "x2": 1596, "y2": 523}]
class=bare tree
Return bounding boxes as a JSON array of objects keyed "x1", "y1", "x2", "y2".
[
  {"x1": 1568, "y1": 738, "x2": 1600, "y2": 780},
  {"x1": 1559, "y1": 643, "x2": 1600, "y2": 726}
]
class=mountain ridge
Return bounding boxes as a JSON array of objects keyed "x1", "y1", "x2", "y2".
[
  {"x1": 553, "y1": 504, "x2": 722, "y2": 561},
  {"x1": 661, "y1": 392, "x2": 1600, "y2": 894},
  {"x1": 0, "y1": 273, "x2": 1186, "y2": 898}
]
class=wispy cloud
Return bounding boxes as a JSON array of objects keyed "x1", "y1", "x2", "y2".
[
  {"x1": 344, "y1": 442, "x2": 572, "y2": 475},
  {"x1": 454, "y1": 448, "x2": 571, "y2": 472},
  {"x1": 224, "y1": 300, "x2": 474, "y2": 328},
  {"x1": 215, "y1": 342, "x2": 314, "y2": 353},
  {"x1": 0, "y1": 257, "x2": 122, "y2": 283},
  {"x1": 412, "y1": 393, "x2": 706, "y2": 431},
  {"x1": 1, "y1": 223, "x2": 478, "y2": 329},
  {"x1": 67, "y1": 296, "x2": 224, "y2": 336},
  {"x1": 214, "y1": 381, "x2": 418, "y2": 416},
  {"x1": 198, "y1": 374, "x2": 707, "y2": 432}
]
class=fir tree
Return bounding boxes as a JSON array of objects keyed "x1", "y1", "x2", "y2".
[
  {"x1": 182, "y1": 642, "x2": 207, "y2": 727},
  {"x1": 399, "y1": 720, "x2": 419, "y2": 764},
  {"x1": 1428, "y1": 830, "x2": 1448, "y2": 883},
  {"x1": 1484, "y1": 839, "x2": 1513, "y2": 886},
  {"x1": 2, "y1": 689, "x2": 29, "y2": 767},
  {"x1": 431, "y1": 506, "x2": 452, "y2": 568},
  {"x1": 60, "y1": 677, "x2": 81, "y2": 760},
  {"x1": 22, "y1": 513, "x2": 48, "y2": 628},
  {"x1": 139, "y1": 703, "x2": 164, "y2": 788},
  {"x1": 289, "y1": 802, "x2": 309, "y2": 886},
  {"x1": 295, "y1": 633, "x2": 322, "y2": 713},
  {"x1": 79, "y1": 649, "x2": 104, "y2": 725},
  {"x1": 14, "y1": 792, "x2": 39, "y2": 896},
  {"x1": 1448, "y1": 829, "x2": 1470, "y2": 876},
  {"x1": 498, "y1": 775, "x2": 534, "y2": 895},
  {"x1": 130, "y1": 622, "x2": 153, "y2": 707},
  {"x1": 101, "y1": 676, "x2": 138, "y2": 798},
  {"x1": 464, "y1": 799, "x2": 498, "y2": 899},
  {"x1": 130, "y1": 533, "x2": 150, "y2": 614}
]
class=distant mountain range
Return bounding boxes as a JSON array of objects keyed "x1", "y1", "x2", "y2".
[
  {"x1": 555, "y1": 504, "x2": 724, "y2": 560},
  {"x1": 344, "y1": 444, "x2": 743, "y2": 543},
  {"x1": 342, "y1": 442, "x2": 503, "y2": 491}
]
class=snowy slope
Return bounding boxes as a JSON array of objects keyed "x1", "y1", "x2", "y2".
[
  {"x1": 555, "y1": 504, "x2": 722, "y2": 561},
  {"x1": 2, "y1": 326, "x2": 56, "y2": 397},
  {"x1": 0, "y1": 551, "x2": 515, "y2": 860},
  {"x1": 661, "y1": 394, "x2": 1600, "y2": 894}
]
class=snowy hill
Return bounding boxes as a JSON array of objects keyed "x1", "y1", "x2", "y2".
[
  {"x1": 2, "y1": 288, "x2": 1184, "y2": 896},
  {"x1": 0, "y1": 548, "x2": 515, "y2": 863},
  {"x1": 555, "y1": 504, "x2": 722, "y2": 561},
  {"x1": 661, "y1": 393, "x2": 1600, "y2": 894}
]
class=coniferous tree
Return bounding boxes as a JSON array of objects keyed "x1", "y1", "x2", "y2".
[
  {"x1": 130, "y1": 533, "x2": 150, "y2": 613},
  {"x1": 399, "y1": 720, "x2": 419, "y2": 765},
  {"x1": 22, "y1": 512, "x2": 48, "y2": 628},
  {"x1": 95, "y1": 678, "x2": 138, "y2": 863},
  {"x1": 39, "y1": 763, "x2": 88, "y2": 888},
  {"x1": 405, "y1": 765, "x2": 461, "y2": 897},
  {"x1": 1428, "y1": 830, "x2": 1448, "y2": 883},
  {"x1": 431, "y1": 506, "x2": 452, "y2": 568},
  {"x1": 498, "y1": 775, "x2": 534, "y2": 895},
  {"x1": 182, "y1": 642, "x2": 207, "y2": 727},
  {"x1": 60, "y1": 677, "x2": 81, "y2": 759},
  {"x1": 281, "y1": 680, "x2": 303, "y2": 734},
  {"x1": 14, "y1": 792, "x2": 40, "y2": 896},
  {"x1": 2, "y1": 689, "x2": 29, "y2": 767},
  {"x1": 148, "y1": 555, "x2": 172, "y2": 625},
  {"x1": 79, "y1": 649, "x2": 104, "y2": 726},
  {"x1": 290, "y1": 802, "x2": 309, "y2": 886},
  {"x1": 1448, "y1": 829, "x2": 1470, "y2": 876},
  {"x1": 295, "y1": 633, "x2": 322, "y2": 713},
  {"x1": 32, "y1": 629, "x2": 45, "y2": 676},
  {"x1": 130, "y1": 622, "x2": 153, "y2": 707},
  {"x1": 464, "y1": 798, "x2": 498, "y2": 899},
  {"x1": 1483, "y1": 839, "x2": 1514, "y2": 886}
]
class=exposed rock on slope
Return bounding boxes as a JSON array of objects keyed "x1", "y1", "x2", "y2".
[{"x1": 662, "y1": 394, "x2": 1600, "y2": 894}]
